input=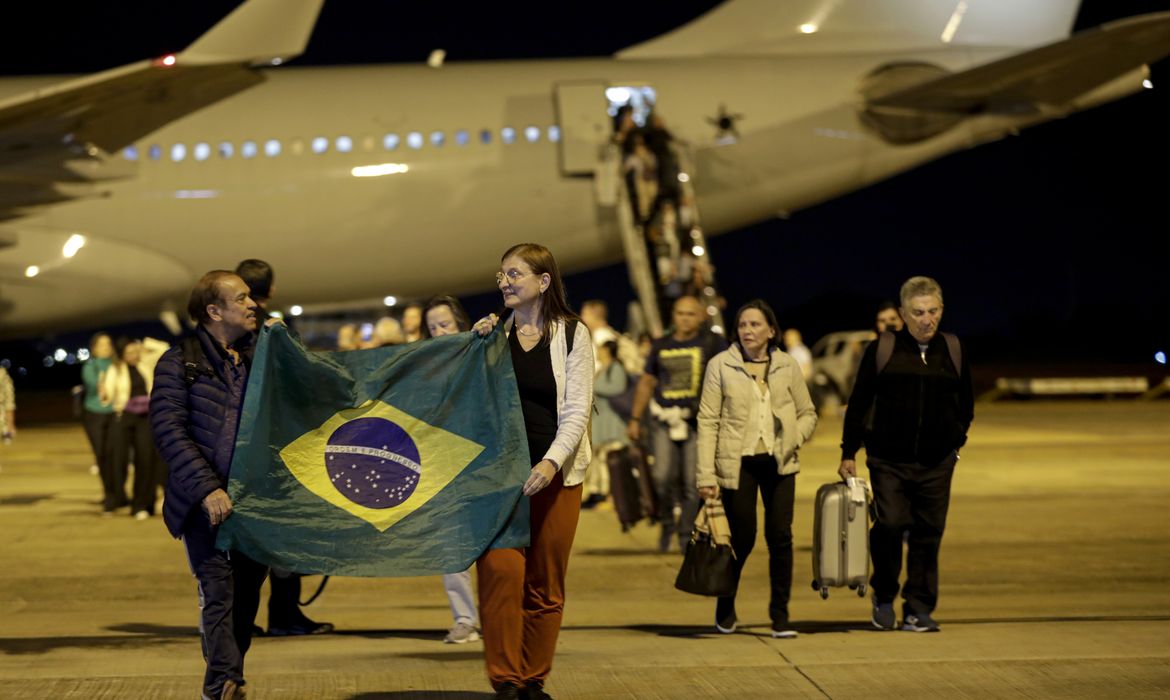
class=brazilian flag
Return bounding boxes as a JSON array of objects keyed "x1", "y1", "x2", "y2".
[{"x1": 215, "y1": 324, "x2": 530, "y2": 576}]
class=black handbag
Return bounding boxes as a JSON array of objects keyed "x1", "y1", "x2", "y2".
[{"x1": 674, "y1": 499, "x2": 737, "y2": 597}]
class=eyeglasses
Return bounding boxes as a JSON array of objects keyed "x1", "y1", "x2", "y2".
[{"x1": 495, "y1": 270, "x2": 532, "y2": 285}]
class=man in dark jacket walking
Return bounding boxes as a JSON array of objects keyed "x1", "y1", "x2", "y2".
[
  {"x1": 152, "y1": 270, "x2": 269, "y2": 699},
  {"x1": 838, "y1": 276, "x2": 973, "y2": 634}
]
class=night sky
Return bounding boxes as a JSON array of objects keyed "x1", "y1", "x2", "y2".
[{"x1": 2, "y1": 1, "x2": 1168, "y2": 389}]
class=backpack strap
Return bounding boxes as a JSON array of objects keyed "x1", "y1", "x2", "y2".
[
  {"x1": 180, "y1": 336, "x2": 212, "y2": 386},
  {"x1": 876, "y1": 331, "x2": 962, "y2": 374},
  {"x1": 565, "y1": 319, "x2": 578, "y2": 355},
  {"x1": 942, "y1": 332, "x2": 962, "y2": 374},
  {"x1": 875, "y1": 331, "x2": 895, "y2": 374}
]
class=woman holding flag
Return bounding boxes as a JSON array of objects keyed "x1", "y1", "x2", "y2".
[{"x1": 474, "y1": 244, "x2": 593, "y2": 700}]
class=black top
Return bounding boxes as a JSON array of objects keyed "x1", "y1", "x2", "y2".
[
  {"x1": 645, "y1": 331, "x2": 728, "y2": 412},
  {"x1": 841, "y1": 327, "x2": 974, "y2": 465},
  {"x1": 509, "y1": 329, "x2": 558, "y2": 440},
  {"x1": 128, "y1": 365, "x2": 148, "y2": 397}
]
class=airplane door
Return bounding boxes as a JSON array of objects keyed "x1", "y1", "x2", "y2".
[{"x1": 555, "y1": 82, "x2": 610, "y2": 176}]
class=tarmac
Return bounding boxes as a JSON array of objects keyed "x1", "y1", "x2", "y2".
[{"x1": 1, "y1": 401, "x2": 1169, "y2": 699}]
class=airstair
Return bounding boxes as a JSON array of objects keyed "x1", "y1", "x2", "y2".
[{"x1": 606, "y1": 140, "x2": 726, "y2": 338}]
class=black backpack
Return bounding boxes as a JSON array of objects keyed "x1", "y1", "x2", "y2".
[
  {"x1": 874, "y1": 331, "x2": 961, "y2": 374},
  {"x1": 179, "y1": 336, "x2": 216, "y2": 385}
]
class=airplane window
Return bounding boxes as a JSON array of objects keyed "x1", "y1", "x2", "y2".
[
  {"x1": 219, "y1": 142, "x2": 234, "y2": 158},
  {"x1": 455, "y1": 130, "x2": 469, "y2": 146},
  {"x1": 431, "y1": 131, "x2": 445, "y2": 147},
  {"x1": 525, "y1": 126, "x2": 540, "y2": 143},
  {"x1": 383, "y1": 133, "x2": 400, "y2": 150},
  {"x1": 501, "y1": 127, "x2": 516, "y2": 144},
  {"x1": 148, "y1": 145, "x2": 161, "y2": 161},
  {"x1": 407, "y1": 132, "x2": 423, "y2": 149},
  {"x1": 336, "y1": 136, "x2": 353, "y2": 153},
  {"x1": 171, "y1": 144, "x2": 186, "y2": 162},
  {"x1": 194, "y1": 143, "x2": 211, "y2": 161},
  {"x1": 480, "y1": 129, "x2": 492, "y2": 145},
  {"x1": 265, "y1": 139, "x2": 281, "y2": 157},
  {"x1": 548, "y1": 126, "x2": 561, "y2": 142},
  {"x1": 242, "y1": 141, "x2": 258, "y2": 159},
  {"x1": 123, "y1": 146, "x2": 139, "y2": 161}
]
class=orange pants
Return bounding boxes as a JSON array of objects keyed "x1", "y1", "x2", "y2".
[{"x1": 477, "y1": 472, "x2": 581, "y2": 689}]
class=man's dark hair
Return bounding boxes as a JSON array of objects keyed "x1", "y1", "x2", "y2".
[
  {"x1": 187, "y1": 270, "x2": 237, "y2": 325},
  {"x1": 235, "y1": 259, "x2": 274, "y2": 302},
  {"x1": 877, "y1": 300, "x2": 898, "y2": 315}
]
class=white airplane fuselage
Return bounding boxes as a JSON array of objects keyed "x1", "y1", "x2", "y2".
[{"x1": 0, "y1": 47, "x2": 1139, "y2": 332}]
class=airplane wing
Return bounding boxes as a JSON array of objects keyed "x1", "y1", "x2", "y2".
[
  {"x1": 0, "y1": 0, "x2": 323, "y2": 219},
  {"x1": 866, "y1": 11, "x2": 1170, "y2": 115}
]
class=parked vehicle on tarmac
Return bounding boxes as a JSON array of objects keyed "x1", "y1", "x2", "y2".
[{"x1": 811, "y1": 330, "x2": 875, "y2": 404}]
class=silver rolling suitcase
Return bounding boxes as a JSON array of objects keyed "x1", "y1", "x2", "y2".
[{"x1": 811, "y1": 478, "x2": 871, "y2": 599}]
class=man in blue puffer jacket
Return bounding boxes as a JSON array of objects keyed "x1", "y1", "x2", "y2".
[{"x1": 151, "y1": 269, "x2": 269, "y2": 700}]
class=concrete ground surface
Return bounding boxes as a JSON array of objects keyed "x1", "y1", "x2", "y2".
[{"x1": 1, "y1": 402, "x2": 1169, "y2": 699}]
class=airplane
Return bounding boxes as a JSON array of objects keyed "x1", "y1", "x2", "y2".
[{"x1": 1, "y1": 0, "x2": 1169, "y2": 337}]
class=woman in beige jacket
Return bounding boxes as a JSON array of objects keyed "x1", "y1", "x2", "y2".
[{"x1": 697, "y1": 300, "x2": 817, "y2": 638}]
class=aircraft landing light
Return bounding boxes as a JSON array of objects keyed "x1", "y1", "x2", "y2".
[
  {"x1": 1157, "y1": 351, "x2": 1167, "y2": 365},
  {"x1": 352, "y1": 163, "x2": 409, "y2": 178},
  {"x1": 62, "y1": 234, "x2": 85, "y2": 258},
  {"x1": 799, "y1": 23, "x2": 818, "y2": 34},
  {"x1": 156, "y1": 54, "x2": 177, "y2": 68},
  {"x1": 24, "y1": 265, "x2": 39, "y2": 278},
  {"x1": 1143, "y1": 79, "x2": 1154, "y2": 89}
]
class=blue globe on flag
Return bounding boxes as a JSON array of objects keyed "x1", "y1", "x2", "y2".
[{"x1": 325, "y1": 417, "x2": 420, "y2": 509}]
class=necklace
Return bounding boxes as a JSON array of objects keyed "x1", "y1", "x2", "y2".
[{"x1": 516, "y1": 326, "x2": 540, "y2": 337}]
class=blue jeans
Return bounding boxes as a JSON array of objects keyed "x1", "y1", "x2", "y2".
[
  {"x1": 650, "y1": 420, "x2": 699, "y2": 549},
  {"x1": 182, "y1": 510, "x2": 269, "y2": 697}
]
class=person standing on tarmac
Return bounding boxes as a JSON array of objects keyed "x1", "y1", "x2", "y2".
[
  {"x1": 838, "y1": 276, "x2": 973, "y2": 633},
  {"x1": 152, "y1": 270, "x2": 270, "y2": 700},
  {"x1": 627, "y1": 296, "x2": 727, "y2": 553},
  {"x1": 235, "y1": 259, "x2": 334, "y2": 638}
]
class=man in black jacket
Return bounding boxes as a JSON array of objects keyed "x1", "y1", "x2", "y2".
[
  {"x1": 234, "y1": 258, "x2": 334, "y2": 638},
  {"x1": 838, "y1": 276, "x2": 973, "y2": 633},
  {"x1": 152, "y1": 270, "x2": 269, "y2": 699}
]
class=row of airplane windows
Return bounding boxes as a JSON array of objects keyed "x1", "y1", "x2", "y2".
[{"x1": 125, "y1": 125, "x2": 563, "y2": 162}]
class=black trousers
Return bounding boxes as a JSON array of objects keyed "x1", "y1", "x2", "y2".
[
  {"x1": 867, "y1": 452, "x2": 958, "y2": 615},
  {"x1": 183, "y1": 510, "x2": 269, "y2": 697},
  {"x1": 110, "y1": 412, "x2": 159, "y2": 514},
  {"x1": 718, "y1": 455, "x2": 796, "y2": 625},
  {"x1": 268, "y1": 570, "x2": 312, "y2": 629},
  {"x1": 83, "y1": 411, "x2": 121, "y2": 510}
]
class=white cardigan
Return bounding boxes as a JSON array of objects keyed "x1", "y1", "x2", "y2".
[
  {"x1": 101, "y1": 338, "x2": 169, "y2": 414},
  {"x1": 505, "y1": 316, "x2": 594, "y2": 487}
]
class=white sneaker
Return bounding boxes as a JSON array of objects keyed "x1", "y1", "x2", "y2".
[
  {"x1": 133, "y1": 510, "x2": 150, "y2": 521},
  {"x1": 443, "y1": 622, "x2": 480, "y2": 644}
]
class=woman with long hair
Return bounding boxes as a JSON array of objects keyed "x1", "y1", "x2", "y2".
[
  {"x1": 696, "y1": 299, "x2": 818, "y2": 638},
  {"x1": 421, "y1": 295, "x2": 483, "y2": 645},
  {"x1": 103, "y1": 336, "x2": 168, "y2": 519},
  {"x1": 472, "y1": 244, "x2": 593, "y2": 699}
]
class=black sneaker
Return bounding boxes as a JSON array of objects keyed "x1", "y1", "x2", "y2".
[
  {"x1": 872, "y1": 602, "x2": 896, "y2": 631},
  {"x1": 522, "y1": 682, "x2": 553, "y2": 700},
  {"x1": 902, "y1": 611, "x2": 940, "y2": 632},
  {"x1": 494, "y1": 682, "x2": 521, "y2": 699},
  {"x1": 770, "y1": 621, "x2": 798, "y2": 639},
  {"x1": 715, "y1": 604, "x2": 737, "y2": 634}
]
